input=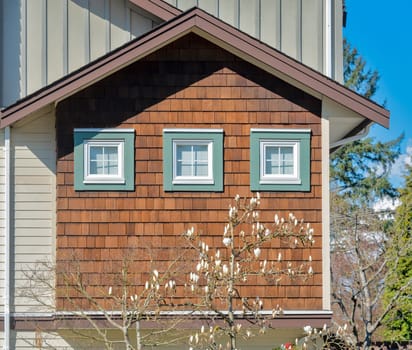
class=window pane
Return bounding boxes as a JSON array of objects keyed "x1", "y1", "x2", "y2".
[
  {"x1": 89, "y1": 146, "x2": 104, "y2": 175},
  {"x1": 265, "y1": 146, "x2": 279, "y2": 175},
  {"x1": 89, "y1": 145, "x2": 118, "y2": 175},
  {"x1": 193, "y1": 145, "x2": 208, "y2": 161},
  {"x1": 177, "y1": 145, "x2": 192, "y2": 163},
  {"x1": 178, "y1": 164, "x2": 192, "y2": 176},
  {"x1": 280, "y1": 147, "x2": 294, "y2": 175},
  {"x1": 194, "y1": 163, "x2": 209, "y2": 176},
  {"x1": 176, "y1": 144, "x2": 209, "y2": 177},
  {"x1": 265, "y1": 145, "x2": 294, "y2": 175},
  {"x1": 105, "y1": 147, "x2": 119, "y2": 175},
  {"x1": 176, "y1": 145, "x2": 191, "y2": 176}
]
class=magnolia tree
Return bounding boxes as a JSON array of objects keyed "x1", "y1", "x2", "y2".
[
  {"x1": 330, "y1": 193, "x2": 412, "y2": 349},
  {"x1": 25, "y1": 194, "x2": 325, "y2": 350},
  {"x1": 183, "y1": 193, "x2": 316, "y2": 350},
  {"x1": 23, "y1": 253, "x2": 187, "y2": 350}
]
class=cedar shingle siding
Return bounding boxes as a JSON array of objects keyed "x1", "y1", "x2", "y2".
[{"x1": 56, "y1": 33, "x2": 322, "y2": 310}]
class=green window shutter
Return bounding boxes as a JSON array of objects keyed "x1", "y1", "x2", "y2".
[
  {"x1": 74, "y1": 129, "x2": 135, "y2": 191},
  {"x1": 250, "y1": 129, "x2": 311, "y2": 192},
  {"x1": 163, "y1": 129, "x2": 224, "y2": 192}
]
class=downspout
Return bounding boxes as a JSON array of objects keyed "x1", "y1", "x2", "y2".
[{"x1": 4, "y1": 126, "x2": 10, "y2": 350}]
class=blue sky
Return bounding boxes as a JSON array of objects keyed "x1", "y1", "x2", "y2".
[{"x1": 344, "y1": 0, "x2": 412, "y2": 184}]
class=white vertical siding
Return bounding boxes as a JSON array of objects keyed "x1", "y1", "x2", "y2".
[
  {"x1": 0, "y1": 0, "x2": 157, "y2": 107},
  {"x1": 239, "y1": 0, "x2": 259, "y2": 38},
  {"x1": 164, "y1": 0, "x2": 328, "y2": 74},
  {"x1": 130, "y1": 11, "x2": 153, "y2": 39},
  {"x1": 260, "y1": 0, "x2": 280, "y2": 49},
  {"x1": 89, "y1": 0, "x2": 109, "y2": 60},
  {"x1": 0, "y1": 0, "x2": 21, "y2": 106},
  {"x1": 25, "y1": 0, "x2": 47, "y2": 95},
  {"x1": 218, "y1": 0, "x2": 237, "y2": 27},
  {"x1": 0, "y1": 0, "x2": 341, "y2": 107},
  {"x1": 280, "y1": 0, "x2": 300, "y2": 59},
  {"x1": 68, "y1": 0, "x2": 89, "y2": 72},
  {"x1": 47, "y1": 0, "x2": 66, "y2": 83},
  {"x1": 302, "y1": 0, "x2": 323, "y2": 71},
  {"x1": 177, "y1": 0, "x2": 197, "y2": 11},
  {"x1": 333, "y1": 0, "x2": 344, "y2": 83},
  {"x1": 110, "y1": 0, "x2": 129, "y2": 49},
  {"x1": 198, "y1": 0, "x2": 218, "y2": 17}
]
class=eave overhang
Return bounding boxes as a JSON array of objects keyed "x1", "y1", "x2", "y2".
[{"x1": 0, "y1": 7, "x2": 389, "y2": 132}]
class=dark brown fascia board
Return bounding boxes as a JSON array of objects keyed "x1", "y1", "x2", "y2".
[
  {"x1": 191, "y1": 14, "x2": 389, "y2": 128},
  {"x1": 0, "y1": 7, "x2": 389, "y2": 128},
  {"x1": 128, "y1": 0, "x2": 181, "y2": 21}
]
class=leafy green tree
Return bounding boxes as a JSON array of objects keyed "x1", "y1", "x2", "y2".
[{"x1": 383, "y1": 165, "x2": 412, "y2": 341}]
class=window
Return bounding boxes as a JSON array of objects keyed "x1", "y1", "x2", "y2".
[
  {"x1": 250, "y1": 129, "x2": 311, "y2": 191},
  {"x1": 74, "y1": 129, "x2": 135, "y2": 191},
  {"x1": 163, "y1": 129, "x2": 223, "y2": 191},
  {"x1": 173, "y1": 141, "x2": 213, "y2": 184}
]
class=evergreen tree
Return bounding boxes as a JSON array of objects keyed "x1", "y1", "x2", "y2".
[
  {"x1": 343, "y1": 39, "x2": 379, "y2": 100},
  {"x1": 330, "y1": 37, "x2": 407, "y2": 348},
  {"x1": 330, "y1": 136, "x2": 402, "y2": 203},
  {"x1": 383, "y1": 165, "x2": 412, "y2": 341}
]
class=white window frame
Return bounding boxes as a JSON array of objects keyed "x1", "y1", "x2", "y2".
[
  {"x1": 172, "y1": 140, "x2": 214, "y2": 185},
  {"x1": 259, "y1": 140, "x2": 301, "y2": 184},
  {"x1": 83, "y1": 140, "x2": 125, "y2": 184}
]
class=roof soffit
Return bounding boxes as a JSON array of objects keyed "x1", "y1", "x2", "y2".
[{"x1": 0, "y1": 7, "x2": 389, "y2": 130}]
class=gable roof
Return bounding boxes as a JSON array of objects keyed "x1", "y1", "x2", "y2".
[{"x1": 0, "y1": 7, "x2": 389, "y2": 131}]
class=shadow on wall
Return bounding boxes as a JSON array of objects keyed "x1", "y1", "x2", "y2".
[{"x1": 56, "y1": 33, "x2": 320, "y2": 159}]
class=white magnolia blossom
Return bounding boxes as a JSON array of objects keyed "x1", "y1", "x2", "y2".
[
  {"x1": 223, "y1": 237, "x2": 232, "y2": 247},
  {"x1": 303, "y1": 325, "x2": 313, "y2": 335},
  {"x1": 182, "y1": 194, "x2": 316, "y2": 350},
  {"x1": 186, "y1": 226, "x2": 195, "y2": 238}
]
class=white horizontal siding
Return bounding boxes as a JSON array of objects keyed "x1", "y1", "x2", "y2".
[
  {"x1": 0, "y1": 331, "x2": 73, "y2": 349},
  {"x1": 10, "y1": 107, "x2": 56, "y2": 313}
]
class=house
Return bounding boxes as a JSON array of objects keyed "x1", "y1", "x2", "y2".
[{"x1": 0, "y1": 0, "x2": 389, "y2": 348}]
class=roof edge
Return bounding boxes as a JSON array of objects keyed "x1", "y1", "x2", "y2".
[
  {"x1": 0, "y1": 7, "x2": 389, "y2": 129},
  {"x1": 129, "y1": 0, "x2": 181, "y2": 21}
]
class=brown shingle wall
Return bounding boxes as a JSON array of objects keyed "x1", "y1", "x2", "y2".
[{"x1": 56, "y1": 34, "x2": 323, "y2": 311}]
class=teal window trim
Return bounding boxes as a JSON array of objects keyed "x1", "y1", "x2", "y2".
[
  {"x1": 74, "y1": 128, "x2": 135, "y2": 191},
  {"x1": 250, "y1": 129, "x2": 311, "y2": 192},
  {"x1": 163, "y1": 129, "x2": 224, "y2": 192}
]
